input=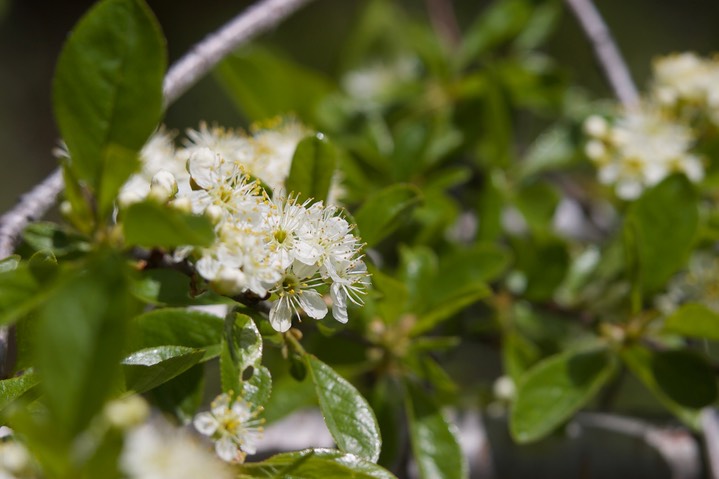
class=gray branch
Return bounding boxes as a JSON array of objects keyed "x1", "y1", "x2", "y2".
[{"x1": 564, "y1": 0, "x2": 640, "y2": 109}]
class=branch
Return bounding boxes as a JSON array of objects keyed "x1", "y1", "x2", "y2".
[
  {"x1": 564, "y1": 0, "x2": 640, "y2": 109},
  {"x1": 0, "y1": 0, "x2": 316, "y2": 261},
  {"x1": 424, "y1": 0, "x2": 461, "y2": 49}
]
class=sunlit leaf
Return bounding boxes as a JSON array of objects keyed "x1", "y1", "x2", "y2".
[
  {"x1": 53, "y1": 0, "x2": 166, "y2": 219},
  {"x1": 306, "y1": 356, "x2": 381, "y2": 462}
]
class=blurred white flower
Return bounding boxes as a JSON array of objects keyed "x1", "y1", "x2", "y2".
[
  {"x1": 193, "y1": 393, "x2": 264, "y2": 463},
  {"x1": 121, "y1": 420, "x2": 232, "y2": 479},
  {"x1": 585, "y1": 105, "x2": 703, "y2": 200}
]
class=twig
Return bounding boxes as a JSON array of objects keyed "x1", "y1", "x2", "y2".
[
  {"x1": 0, "y1": 0, "x2": 316, "y2": 379},
  {"x1": 162, "y1": 0, "x2": 315, "y2": 106},
  {"x1": 564, "y1": 0, "x2": 640, "y2": 109},
  {"x1": 424, "y1": 0, "x2": 461, "y2": 49}
]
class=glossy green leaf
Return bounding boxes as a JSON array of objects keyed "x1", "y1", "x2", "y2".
[
  {"x1": 306, "y1": 355, "x2": 382, "y2": 463},
  {"x1": 131, "y1": 308, "x2": 224, "y2": 362},
  {"x1": 502, "y1": 331, "x2": 541, "y2": 382},
  {"x1": 622, "y1": 346, "x2": 703, "y2": 428},
  {"x1": 123, "y1": 345, "x2": 204, "y2": 393},
  {"x1": 215, "y1": 47, "x2": 333, "y2": 123},
  {"x1": 354, "y1": 184, "x2": 422, "y2": 247},
  {"x1": 240, "y1": 365, "x2": 272, "y2": 408},
  {"x1": 35, "y1": 252, "x2": 139, "y2": 436},
  {"x1": 122, "y1": 200, "x2": 215, "y2": 248},
  {"x1": 0, "y1": 371, "x2": 39, "y2": 412},
  {"x1": 237, "y1": 448, "x2": 396, "y2": 479},
  {"x1": 662, "y1": 303, "x2": 719, "y2": 341},
  {"x1": 286, "y1": 134, "x2": 337, "y2": 204},
  {"x1": 510, "y1": 348, "x2": 616, "y2": 443},
  {"x1": 412, "y1": 283, "x2": 491, "y2": 335},
  {"x1": 53, "y1": 0, "x2": 166, "y2": 219},
  {"x1": 405, "y1": 381, "x2": 466, "y2": 479},
  {"x1": 624, "y1": 175, "x2": 698, "y2": 294},
  {"x1": 223, "y1": 313, "x2": 263, "y2": 389}
]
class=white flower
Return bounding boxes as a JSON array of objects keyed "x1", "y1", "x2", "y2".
[
  {"x1": 329, "y1": 259, "x2": 370, "y2": 324},
  {"x1": 193, "y1": 393, "x2": 264, "y2": 463},
  {"x1": 0, "y1": 442, "x2": 30, "y2": 478},
  {"x1": 121, "y1": 420, "x2": 232, "y2": 479},
  {"x1": 268, "y1": 268, "x2": 328, "y2": 332},
  {"x1": 586, "y1": 105, "x2": 703, "y2": 200}
]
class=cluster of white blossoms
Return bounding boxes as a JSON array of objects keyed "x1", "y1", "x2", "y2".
[
  {"x1": 653, "y1": 53, "x2": 719, "y2": 116},
  {"x1": 583, "y1": 109, "x2": 703, "y2": 200},
  {"x1": 583, "y1": 52, "x2": 719, "y2": 200},
  {"x1": 193, "y1": 393, "x2": 264, "y2": 464},
  {"x1": 120, "y1": 120, "x2": 369, "y2": 332}
]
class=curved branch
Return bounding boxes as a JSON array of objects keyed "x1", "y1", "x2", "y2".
[
  {"x1": 564, "y1": 0, "x2": 640, "y2": 109},
  {"x1": 0, "y1": 0, "x2": 316, "y2": 260}
]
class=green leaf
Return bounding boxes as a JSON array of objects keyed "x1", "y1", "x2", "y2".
[
  {"x1": 306, "y1": 355, "x2": 381, "y2": 463},
  {"x1": 624, "y1": 175, "x2": 698, "y2": 294},
  {"x1": 412, "y1": 283, "x2": 491, "y2": 335},
  {"x1": 502, "y1": 331, "x2": 541, "y2": 382},
  {"x1": 0, "y1": 371, "x2": 39, "y2": 412},
  {"x1": 621, "y1": 346, "x2": 703, "y2": 428},
  {"x1": 514, "y1": 182, "x2": 560, "y2": 235},
  {"x1": 215, "y1": 47, "x2": 333, "y2": 123},
  {"x1": 123, "y1": 345, "x2": 205, "y2": 393},
  {"x1": 122, "y1": 200, "x2": 215, "y2": 248},
  {"x1": 240, "y1": 365, "x2": 272, "y2": 408},
  {"x1": 35, "y1": 252, "x2": 139, "y2": 436},
  {"x1": 354, "y1": 184, "x2": 422, "y2": 247},
  {"x1": 518, "y1": 123, "x2": 578, "y2": 179},
  {"x1": 286, "y1": 134, "x2": 338, "y2": 204},
  {"x1": 0, "y1": 265, "x2": 46, "y2": 326},
  {"x1": 237, "y1": 448, "x2": 396, "y2": 479},
  {"x1": 131, "y1": 308, "x2": 224, "y2": 362},
  {"x1": 662, "y1": 303, "x2": 719, "y2": 341},
  {"x1": 19, "y1": 222, "x2": 90, "y2": 258},
  {"x1": 220, "y1": 313, "x2": 263, "y2": 395},
  {"x1": 510, "y1": 348, "x2": 616, "y2": 443},
  {"x1": 53, "y1": 0, "x2": 166, "y2": 219},
  {"x1": 149, "y1": 363, "x2": 205, "y2": 423},
  {"x1": 456, "y1": 0, "x2": 532, "y2": 68},
  {"x1": 405, "y1": 381, "x2": 466, "y2": 479},
  {"x1": 652, "y1": 349, "x2": 717, "y2": 408}
]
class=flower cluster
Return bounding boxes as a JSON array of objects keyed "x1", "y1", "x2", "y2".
[
  {"x1": 653, "y1": 53, "x2": 719, "y2": 116},
  {"x1": 120, "y1": 120, "x2": 369, "y2": 332},
  {"x1": 193, "y1": 393, "x2": 264, "y2": 463},
  {"x1": 583, "y1": 109, "x2": 703, "y2": 200},
  {"x1": 583, "y1": 52, "x2": 719, "y2": 200}
]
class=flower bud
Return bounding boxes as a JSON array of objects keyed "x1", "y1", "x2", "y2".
[
  {"x1": 583, "y1": 115, "x2": 608, "y2": 138},
  {"x1": 149, "y1": 170, "x2": 178, "y2": 202},
  {"x1": 104, "y1": 395, "x2": 150, "y2": 429}
]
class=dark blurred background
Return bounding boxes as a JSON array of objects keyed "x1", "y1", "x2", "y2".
[{"x1": 1, "y1": 0, "x2": 718, "y2": 212}]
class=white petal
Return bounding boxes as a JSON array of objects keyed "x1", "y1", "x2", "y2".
[
  {"x1": 269, "y1": 299, "x2": 293, "y2": 332},
  {"x1": 297, "y1": 290, "x2": 328, "y2": 320},
  {"x1": 193, "y1": 413, "x2": 219, "y2": 436},
  {"x1": 188, "y1": 147, "x2": 219, "y2": 189},
  {"x1": 215, "y1": 436, "x2": 238, "y2": 463},
  {"x1": 331, "y1": 284, "x2": 349, "y2": 323}
]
